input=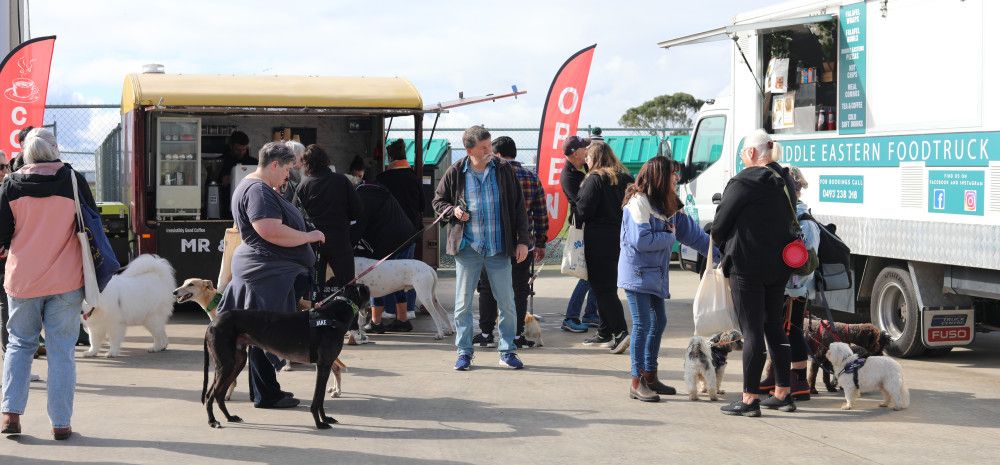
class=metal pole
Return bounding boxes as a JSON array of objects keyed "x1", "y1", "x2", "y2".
[{"x1": 424, "y1": 112, "x2": 441, "y2": 153}]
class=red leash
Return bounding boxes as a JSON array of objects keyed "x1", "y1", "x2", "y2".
[{"x1": 316, "y1": 210, "x2": 448, "y2": 307}]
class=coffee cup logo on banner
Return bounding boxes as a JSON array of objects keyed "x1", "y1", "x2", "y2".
[{"x1": 0, "y1": 36, "x2": 57, "y2": 160}]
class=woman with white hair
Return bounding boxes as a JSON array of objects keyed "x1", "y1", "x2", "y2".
[
  {"x1": 712, "y1": 129, "x2": 800, "y2": 417},
  {"x1": 0, "y1": 128, "x2": 90, "y2": 439},
  {"x1": 280, "y1": 140, "x2": 306, "y2": 202}
]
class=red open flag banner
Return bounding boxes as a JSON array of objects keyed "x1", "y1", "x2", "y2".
[
  {"x1": 0, "y1": 36, "x2": 56, "y2": 161},
  {"x1": 535, "y1": 44, "x2": 596, "y2": 242}
]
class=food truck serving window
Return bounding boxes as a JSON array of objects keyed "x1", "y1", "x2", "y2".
[{"x1": 760, "y1": 18, "x2": 838, "y2": 135}]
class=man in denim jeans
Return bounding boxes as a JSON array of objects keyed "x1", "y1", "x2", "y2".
[
  {"x1": 559, "y1": 136, "x2": 601, "y2": 333},
  {"x1": 433, "y1": 126, "x2": 530, "y2": 371}
]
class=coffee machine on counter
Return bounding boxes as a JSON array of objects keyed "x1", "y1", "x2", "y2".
[{"x1": 155, "y1": 117, "x2": 202, "y2": 219}]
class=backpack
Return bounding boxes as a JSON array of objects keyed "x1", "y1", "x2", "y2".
[{"x1": 798, "y1": 212, "x2": 852, "y2": 291}]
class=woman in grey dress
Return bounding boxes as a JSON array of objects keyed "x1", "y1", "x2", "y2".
[{"x1": 219, "y1": 142, "x2": 325, "y2": 409}]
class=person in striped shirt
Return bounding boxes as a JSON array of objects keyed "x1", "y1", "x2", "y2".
[{"x1": 474, "y1": 136, "x2": 548, "y2": 349}]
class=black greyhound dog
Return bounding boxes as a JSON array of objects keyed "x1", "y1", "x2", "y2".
[{"x1": 202, "y1": 284, "x2": 371, "y2": 429}]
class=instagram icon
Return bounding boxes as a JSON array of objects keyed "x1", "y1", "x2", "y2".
[{"x1": 964, "y1": 190, "x2": 977, "y2": 212}]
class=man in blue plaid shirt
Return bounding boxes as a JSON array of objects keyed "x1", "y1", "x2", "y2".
[
  {"x1": 474, "y1": 136, "x2": 549, "y2": 349},
  {"x1": 433, "y1": 126, "x2": 531, "y2": 371}
]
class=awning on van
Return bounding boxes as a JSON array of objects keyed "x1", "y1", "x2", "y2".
[
  {"x1": 121, "y1": 74, "x2": 423, "y2": 114},
  {"x1": 658, "y1": 14, "x2": 835, "y2": 48}
]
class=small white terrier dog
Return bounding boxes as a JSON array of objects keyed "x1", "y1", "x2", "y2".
[{"x1": 826, "y1": 341, "x2": 910, "y2": 411}]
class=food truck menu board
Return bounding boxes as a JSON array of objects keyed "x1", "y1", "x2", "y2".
[
  {"x1": 156, "y1": 117, "x2": 202, "y2": 218},
  {"x1": 838, "y1": 2, "x2": 867, "y2": 134}
]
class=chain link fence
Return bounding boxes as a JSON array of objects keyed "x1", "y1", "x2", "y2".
[
  {"x1": 47, "y1": 104, "x2": 681, "y2": 268},
  {"x1": 42, "y1": 104, "x2": 121, "y2": 179}
]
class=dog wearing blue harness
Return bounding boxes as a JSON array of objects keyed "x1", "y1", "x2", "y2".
[{"x1": 826, "y1": 342, "x2": 910, "y2": 411}]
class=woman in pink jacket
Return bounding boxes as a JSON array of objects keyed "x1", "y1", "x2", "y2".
[{"x1": 0, "y1": 128, "x2": 89, "y2": 440}]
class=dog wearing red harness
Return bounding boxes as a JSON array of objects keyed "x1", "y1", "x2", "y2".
[{"x1": 805, "y1": 318, "x2": 891, "y2": 393}]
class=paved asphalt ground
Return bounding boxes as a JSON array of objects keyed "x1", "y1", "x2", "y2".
[{"x1": 2, "y1": 267, "x2": 999, "y2": 464}]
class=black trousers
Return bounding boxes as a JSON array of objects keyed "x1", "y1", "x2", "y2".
[
  {"x1": 787, "y1": 296, "x2": 811, "y2": 363},
  {"x1": 477, "y1": 254, "x2": 533, "y2": 336},
  {"x1": 730, "y1": 272, "x2": 792, "y2": 394},
  {"x1": 317, "y1": 244, "x2": 355, "y2": 288},
  {"x1": 584, "y1": 227, "x2": 628, "y2": 338},
  {"x1": 248, "y1": 346, "x2": 284, "y2": 406}
]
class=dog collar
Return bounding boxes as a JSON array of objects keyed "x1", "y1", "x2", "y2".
[
  {"x1": 333, "y1": 296, "x2": 361, "y2": 317},
  {"x1": 206, "y1": 293, "x2": 222, "y2": 314}
]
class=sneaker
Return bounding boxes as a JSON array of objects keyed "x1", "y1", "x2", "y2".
[
  {"x1": 560, "y1": 318, "x2": 588, "y2": 333},
  {"x1": 364, "y1": 322, "x2": 386, "y2": 334},
  {"x1": 721, "y1": 399, "x2": 761, "y2": 417},
  {"x1": 583, "y1": 334, "x2": 612, "y2": 346},
  {"x1": 760, "y1": 394, "x2": 797, "y2": 412},
  {"x1": 499, "y1": 353, "x2": 524, "y2": 369},
  {"x1": 407, "y1": 310, "x2": 416, "y2": 320},
  {"x1": 609, "y1": 331, "x2": 630, "y2": 354},
  {"x1": 30, "y1": 373, "x2": 41, "y2": 382},
  {"x1": 582, "y1": 316, "x2": 601, "y2": 328},
  {"x1": 514, "y1": 335, "x2": 536, "y2": 349},
  {"x1": 384, "y1": 320, "x2": 413, "y2": 332},
  {"x1": 454, "y1": 354, "x2": 472, "y2": 371},
  {"x1": 472, "y1": 333, "x2": 495, "y2": 348},
  {"x1": 381, "y1": 310, "x2": 396, "y2": 320}
]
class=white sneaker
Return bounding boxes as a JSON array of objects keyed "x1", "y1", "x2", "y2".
[
  {"x1": 407, "y1": 310, "x2": 416, "y2": 320},
  {"x1": 30, "y1": 373, "x2": 41, "y2": 382}
]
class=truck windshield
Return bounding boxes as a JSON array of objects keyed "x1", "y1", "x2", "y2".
[{"x1": 687, "y1": 115, "x2": 726, "y2": 180}]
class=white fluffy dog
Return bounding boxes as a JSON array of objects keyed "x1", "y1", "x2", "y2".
[
  {"x1": 82, "y1": 254, "x2": 176, "y2": 358},
  {"x1": 826, "y1": 341, "x2": 910, "y2": 411},
  {"x1": 353, "y1": 256, "x2": 454, "y2": 339},
  {"x1": 684, "y1": 336, "x2": 720, "y2": 401}
]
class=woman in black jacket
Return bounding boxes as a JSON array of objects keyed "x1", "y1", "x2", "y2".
[
  {"x1": 576, "y1": 142, "x2": 634, "y2": 354},
  {"x1": 352, "y1": 182, "x2": 418, "y2": 332},
  {"x1": 295, "y1": 144, "x2": 363, "y2": 288},
  {"x1": 713, "y1": 130, "x2": 799, "y2": 417}
]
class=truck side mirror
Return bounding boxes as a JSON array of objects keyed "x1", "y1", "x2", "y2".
[{"x1": 678, "y1": 164, "x2": 694, "y2": 184}]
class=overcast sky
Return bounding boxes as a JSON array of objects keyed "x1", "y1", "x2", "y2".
[{"x1": 30, "y1": 0, "x2": 780, "y2": 130}]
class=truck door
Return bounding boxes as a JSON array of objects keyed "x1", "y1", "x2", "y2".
[{"x1": 678, "y1": 112, "x2": 730, "y2": 270}]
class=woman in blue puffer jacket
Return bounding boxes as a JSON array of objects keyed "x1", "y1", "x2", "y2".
[{"x1": 618, "y1": 156, "x2": 719, "y2": 402}]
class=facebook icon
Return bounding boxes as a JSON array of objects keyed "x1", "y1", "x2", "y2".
[{"x1": 933, "y1": 189, "x2": 946, "y2": 210}]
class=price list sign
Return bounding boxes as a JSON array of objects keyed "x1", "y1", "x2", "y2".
[{"x1": 839, "y1": 2, "x2": 867, "y2": 134}]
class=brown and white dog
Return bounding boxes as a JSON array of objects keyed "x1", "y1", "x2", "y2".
[
  {"x1": 174, "y1": 278, "x2": 348, "y2": 399},
  {"x1": 805, "y1": 318, "x2": 891, "y2": 393}
]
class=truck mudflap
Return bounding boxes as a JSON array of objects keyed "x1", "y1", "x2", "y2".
[{"x1": 921, "y1": 308, "x2": 975, "y2": 348}]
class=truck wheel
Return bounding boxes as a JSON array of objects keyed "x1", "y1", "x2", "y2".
[{"x1": 872, "y1": 266, "x2": 925, "y2": 358}]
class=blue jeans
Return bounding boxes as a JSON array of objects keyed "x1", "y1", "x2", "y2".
[
  {"x1": 454, "y1": 246, "x2": 516, "y2": 355},
  {"x1": 625, "y1": 290, "x2": 667, "y2": 378},
  {"x1": 2, "y1": 288, "x2": 83, "y2": 428},
  {"x1": 373, "y1": 244, "x2": 416, "y2": 312},
  {"x1": 565, "y1": 279, "x2": 598, "y2": 321}
]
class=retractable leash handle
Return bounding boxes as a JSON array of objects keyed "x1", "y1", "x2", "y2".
[{"x1": 316, "y1": 209, "x2": 449, "y2": 307}]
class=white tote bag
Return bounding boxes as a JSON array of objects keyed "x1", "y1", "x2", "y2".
[
  {"x1": 71, "y1": 171, "x2": 101, "y2": 310},
  {"x1": 560, "y1": 221, "x2": 588, "y2": 280},
  {"x1": 692, "y1": 238, "x2": 738, "y2": 336}
]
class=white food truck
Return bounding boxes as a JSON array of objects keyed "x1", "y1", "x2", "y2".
[{"x1": 660, "y1": 0, "x2": 999, "y2": 357}]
